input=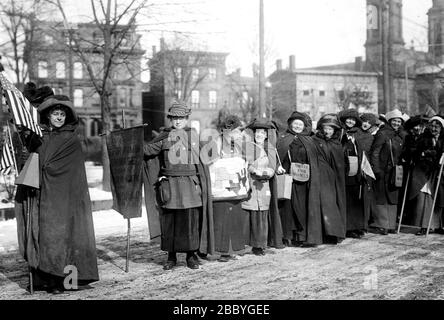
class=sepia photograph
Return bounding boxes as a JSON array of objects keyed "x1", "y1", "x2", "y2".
[{"x1": 0, "y1": 0, "x2": 443, "y2": 308}]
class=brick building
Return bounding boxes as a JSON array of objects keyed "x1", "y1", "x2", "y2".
[
  {"x1": 143, "y1": 40, "x2": 257, "y2": 138},
  {"x1": 27, "y1": 21, "x2": 145, "y2": 137}
]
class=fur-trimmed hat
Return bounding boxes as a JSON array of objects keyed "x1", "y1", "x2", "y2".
[
  {"x1": 23, "y1": 83, "x2": 54, "y2": 105},
  {"x1": 287, "y1": 111, "x2": 312, "y2": 129},
  {"x1": 385, "y1": 109, "x2": 404, "y2": 123},
  {"x1": 360, "y1": 113, "x2": 378, "y2": 127},
  {"x1": 338, "y1": 108, "x2": 361, "y2": 127}
]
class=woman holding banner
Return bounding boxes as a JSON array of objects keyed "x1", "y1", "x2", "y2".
[
  {"x1": 143, "y1": 101, "x2": 214, "y2": 270},
  {"x1": 15, "y1": 95, "x2": 99, "y2": 294}
]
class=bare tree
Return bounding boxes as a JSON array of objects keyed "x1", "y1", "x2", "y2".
[
  {"x1": 0, "y1": 0, "x2": 50, "y2": 88},
  {"x1": 334, "y1": 85, "x2": 376, "y2": 113},
  {"x1": 47, "y1": 0, "x2": 147, "y2": 191}
]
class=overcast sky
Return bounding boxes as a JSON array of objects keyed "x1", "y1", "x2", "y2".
[{"x1": 52, "y1": 0, "x2": 434, "y2": 79}]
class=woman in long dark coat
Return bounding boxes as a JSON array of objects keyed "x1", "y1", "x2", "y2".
[
  {"x1": 286, "y1": 112, "x2": 323, "y2": 246},
  {"x1": 369, "y1": 109, "x2": 407, "y2": 234},
  {"x1": 339, "y1": 109, "x2": 367, "y2": 239},
  {"x1": 312, "y1": 114, "x2": 347, "y2": 243},
  {"x1": 276, "y1": 112, "x2": 305, "y2": 246},
  {"x1": 143, "y1": 102, "x2": 214, "y2": 270},
  {"x1": 403, "y1": 116, "x2": 444, "y2": 235},
  {"x1": 356, "y1": 113, "x2": 378, "y2": 232},
  {"x1": 15, "y1": 95, "x2": 99, "y2": 293}
]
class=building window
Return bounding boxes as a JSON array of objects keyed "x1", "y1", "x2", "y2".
[
  {"x1": 319, "y1": 87, "x2": 326, "y2": 97},
  {"x1": 303, "y1": 90, "x2": 310, "y2": 96},
  {"x1": 74, "y1": 89, "x2": 83, "y2": 107},
  {"x1": 318, "y1": 106, "x2": 326, "y2": 117},
  {"x1": 209, "y1": 91, "x2": 217, "y2": 109},
  {"x1": 56, "y1": 61, "x2": 66, "y2": 78},
  {"x1": 191, "y1": 90, "x2": 199, "y2": 109},
  {"x1": 174, "y1": 67, "x2": 182, "y2": 80},
  {"x1": 52, "y1": 88, "x2": 63, "y2": 95},
  {"x1": 337, "y1": 90, "x2": 345, "y2": 101},
  {"x1": 74, "y1": 62, "x2": 83, "y2": 79},
  {"x1": 119, "y1": 87, "x2": 127, "y2": 108},
  {"x1": 174, "y1": 89, "x2": 182, "y2": 100},
  {"x1": 38, "y1": 61, "x2": 48, "y2": 78},
  {"x1": 242, "y1": 91, "x2": 249, "y2": 104},
  {"x1": 192, "y1": 68, "x2": 199, "y2": 81},
  {"x1": 209, "y1": 68, "x2": 216, "y2": 80},
  {"x1": 90, "y1": 119, "x2": 102, "y2": 136}
]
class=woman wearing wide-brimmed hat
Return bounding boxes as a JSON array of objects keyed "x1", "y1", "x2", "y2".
[
  {"x1": 276, "y1": 111, "x2": 312, "y2": 246},
  {"x1": 242, "y1": 118, "x2": 283, "y2": 255},
  {"x1": 143, "y1": 101, "x2": 214, "y2": 270},
  {"x1": 312, "y1": 114, "x2": 347, "y2": 244},
  {"x1": 284, "y1": 111, "x2": 323, "y2": 246},
  {"x1": 369, "y1": 109, "x2": 407, "y2": 235},
  {"x1": 14, "y1": 95, "x2": 99, "y2": 294}
]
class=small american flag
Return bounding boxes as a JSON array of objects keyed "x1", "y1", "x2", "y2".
[
  {"x1": 0, "y1": 72, "x2": 42, "y2": 137},
  {"x1": 0, "y1": 137, "x2": 14, "y2": 175}
]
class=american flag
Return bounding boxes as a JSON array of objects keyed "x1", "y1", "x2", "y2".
[
  {"x1": 0, "y1": 72, "x2": 42, "y2": 137},
  {"x1": 0, "y1": 137, "x2": 14, "y2": 175}
]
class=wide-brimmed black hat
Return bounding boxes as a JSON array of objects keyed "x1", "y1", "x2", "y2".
[
  {"x1": 38, "y1": 95, "x2": 77, "y2": 125},
  {"x1": 167, "y1": 101, "x2": 191, "y2": 117},
  {"x1": 317, "y1": 113, "x2": 341, "y2": 130},
  {"x1": 247, "y1": 118, "x2": 277, "y2": 130},
  {"x1": 404, "y1": 115, "x2": 426, "y2": 131}
]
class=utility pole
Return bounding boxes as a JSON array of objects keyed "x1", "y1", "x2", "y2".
[
  {"x1": 381, "y1": 0, "x2": 392, "y2": 113},
  {"x1": 258, "y1": 0, "x2": 266, "y2": 118},
  {"x1": 404, "y1": 63, "x2": 409, "y2": 113}
]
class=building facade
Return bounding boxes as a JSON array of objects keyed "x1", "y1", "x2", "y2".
[{"x1": 27, "y1": 21, "x2": 145, "y2": 137}]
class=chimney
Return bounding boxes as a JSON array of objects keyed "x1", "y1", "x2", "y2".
[
  {"x1": 276, "y1": 59, "x2": 282, "y2": 71},
  {"x1": 152, "y1": 45, "x2": 157, "y2": 56},
  {"x1": 355, "y1": 56, "x2": 363, "y2": 71},
  {"x1": 289, "y1": 55, "x2": 295, "y2": 71}
]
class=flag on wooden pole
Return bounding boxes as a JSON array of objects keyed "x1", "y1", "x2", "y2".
[
  {"x1": 0, "y1": 72, "x2": 42, "y2": 137},
  {"x1": 361, "y1": 152, "x2": 376, "y2": 180}
]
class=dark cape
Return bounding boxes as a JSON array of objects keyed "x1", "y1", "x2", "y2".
[
  {"x1": 15, "y1": 122, "x2": 99, "y2": 282},
  {"x1": 288, "y1": 134, "x2": 323, "y2": 245},
  {"x1": 143, "y1": 128, "x2": 215, "y2": 255},
  {"x1": 312, "y1": 131, "x2": 347, "y2": 239}
]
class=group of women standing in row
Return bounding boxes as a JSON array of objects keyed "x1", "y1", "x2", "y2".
[{"x1": 143, "y1": 101, "x2": 444, "y2": 271}]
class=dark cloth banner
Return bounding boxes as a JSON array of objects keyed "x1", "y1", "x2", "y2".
[{"x1": 107, "y1": 126, "x2": 144, "y2": 219}]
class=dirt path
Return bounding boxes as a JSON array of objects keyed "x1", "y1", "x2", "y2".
[{"x1": 1, "y1": 211, "x2": 444, "y2": 300}]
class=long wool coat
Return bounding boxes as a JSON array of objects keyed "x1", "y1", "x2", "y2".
[
  {"x1": 370, "y1": 126, "x2": 406, "y2": 205},
  {"x1": 15, "y1": 121, "x2": 99, "y2": 282},
  {"x1": 312, "y1": 131, "x2": 347, "y2": 239}
]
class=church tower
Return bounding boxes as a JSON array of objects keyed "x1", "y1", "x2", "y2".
[
  {"x1": 365, "y1": 0, "x2": 405, "y2": 70},
  {"x1": 428, "y1": 0, "x2": 444, "y2": 63}
]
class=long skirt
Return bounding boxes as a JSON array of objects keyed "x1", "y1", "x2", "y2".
[
  {"x1": 248, "y1": 210, "x2": 269, "y2": 248},
  {"x1": 213, "y1": 200, "x2": 249, "y2": 254},
  {"x1": 160, "y1": 207, "x2": 201, "y2": 252},
  {"x1": 371, "y1": 204, "x2": 397, "y2": 230},
  {"x1": 278, "y1": 200, "x2": 299, "y2": 241},
  {"x1": 406, "y1": 192, "x2": 442, "y2": 229},
  {"x1": 346, "y1": 184, "x2": 366, "y2": 231}
]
